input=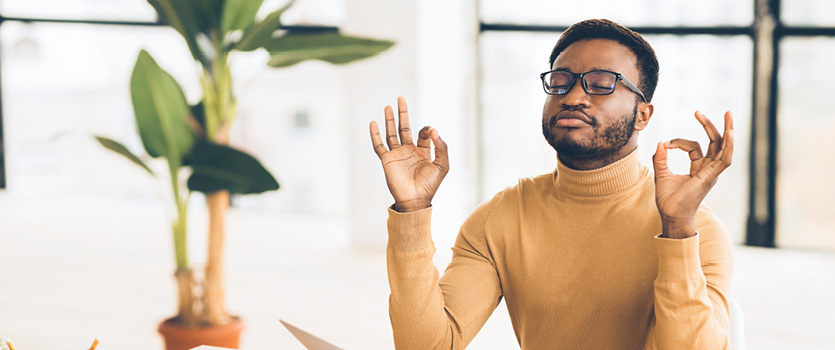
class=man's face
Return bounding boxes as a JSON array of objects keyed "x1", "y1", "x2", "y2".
[{"x1": 542, "y1": 39, "x2": 644, "y2": 161}]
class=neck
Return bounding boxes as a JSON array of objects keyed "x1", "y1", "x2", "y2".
[
  {"x1": 554, "y1": 146, "x2": 646, "y2": 197},
  {"x1": 558, "y1": 143, "x2": 638, "y2": 170}
]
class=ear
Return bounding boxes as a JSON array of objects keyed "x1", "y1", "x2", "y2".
[{"x1": 634, "y1": 102, "x2": 654, "y2": 131}]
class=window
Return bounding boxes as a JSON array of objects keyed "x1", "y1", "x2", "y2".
[
  {"x1": 776, "y1": 37, "x2": 835, "y2": 249},
  {"x1": 0, "y1": 1, "x2": 352, "y2": 216},
  {"x1": 480, "y1": 0, "x2": 753, "y2": 26},
  {"x1": 0, "y1": 0, "x2": 156, "y2": 22},
  {"x1": 782, "y1": 0, "x2": 835, "y2": 26},
  {"x1": 476, "y1": 0, "x2": 835, "y2": 249}
]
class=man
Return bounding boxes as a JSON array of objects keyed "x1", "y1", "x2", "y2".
[{"x1": 369, "y1": 19, "x2": 734, "y2": 349}]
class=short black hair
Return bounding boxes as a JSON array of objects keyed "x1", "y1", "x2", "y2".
[{"x1": 549, "y1": 19, "x2": 659, "y2": 102}]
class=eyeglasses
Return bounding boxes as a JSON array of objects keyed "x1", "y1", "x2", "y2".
[{"x1": 540, "y1": 69, "x2": 647, "y2": 102}]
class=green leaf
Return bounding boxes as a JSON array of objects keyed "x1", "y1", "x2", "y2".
[
  {"x1": 191, "y1": 0, "x2": 224, "y2": 36},
  {"x1": 130, "y1": 50, "x2": 195, "y2": 167},
  {"x1": 189, "y1": 101, "x2": 206, "y2": 133},
  {"x1": 233, "y1": 1, "x2": 294, "y2": 52},
  {"x1": 221, "y1": 0, "x2": 264, "y2": 36},
  {"x1": 147, "y1": 0, "x2": 184, "y2": 35},
  {"x1": 95, "y1": 136, "x2": 156, "y2": 176},
  {"x1": 186, "y1": 141, "x2": 279, "y2": 194},
  {"x1": 264, "y1": 32, "x2": 394, "y2": 68},
  {"x1": 147, "y1": 0, "x2": 207, "y2": 63}
]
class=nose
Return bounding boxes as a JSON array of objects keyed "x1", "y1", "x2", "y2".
[{"x1": 559, "y1": 77, "x2": 591, "y2": 109}]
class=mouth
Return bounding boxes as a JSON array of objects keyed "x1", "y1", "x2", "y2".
[{"x1": 552, "y1": 110, "x2": 592, "y2": 128}]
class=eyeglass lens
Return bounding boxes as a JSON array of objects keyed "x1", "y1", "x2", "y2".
[{"x1": 544, "y1": 71, "x2": 618, "y2": 95}]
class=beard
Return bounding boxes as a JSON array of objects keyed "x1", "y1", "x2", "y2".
[{"x1": 542, "y1": 103, "x2": 638, "y2": 159}]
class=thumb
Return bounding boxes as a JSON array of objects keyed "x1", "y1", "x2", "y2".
[
  {"x1": 431, "y1": 129, "x2": 450, "y2": 173},
  {"x1": 653, "y1": 142, "x2": 672, "y2": 180}
]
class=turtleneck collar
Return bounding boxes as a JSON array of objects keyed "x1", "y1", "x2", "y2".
[{"x1": 553, "y1": 148, "x2": 647, "y2": 197}]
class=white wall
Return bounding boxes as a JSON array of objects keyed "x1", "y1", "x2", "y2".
[{"x1": 345, "y1": 0, "x2": 479, "y2": 252}]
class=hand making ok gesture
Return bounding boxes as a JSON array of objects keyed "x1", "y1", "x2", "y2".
[
  {"x1": 369, "y1": 97, "x2": 450, "y2": 213},
  {"x1": 652, "y1": 111, "x2": 734, "y2": 239}
]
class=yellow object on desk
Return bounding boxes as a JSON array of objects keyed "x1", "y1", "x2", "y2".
[{"x1": 88, "y1": 337, "x2": 100, "y2": 350}]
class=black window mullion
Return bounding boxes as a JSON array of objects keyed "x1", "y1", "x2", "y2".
[
  {"x1": 0, "y1": 12, "x2": 5, "y2": 189},
  {"x1": 0, "y1": 40, "x2": 4, "y2": 190},
  {"x1": 0, "y1": 16, "x2": 161, "y2": 27},
  {"x1": 746, "y1": 0, "x2": 779, "y2": 247},
  {"x1": 480, "y1": 23, "x2": 755, "y2": 36}
]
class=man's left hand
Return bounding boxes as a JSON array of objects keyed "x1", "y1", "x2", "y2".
[{"x1": 652, "y1": 111, "x2": 734, "y2": 239}]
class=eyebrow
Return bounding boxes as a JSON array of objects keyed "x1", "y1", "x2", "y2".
[{"x1": 550, "y1": 66, "x2": 611, "y2": 73}]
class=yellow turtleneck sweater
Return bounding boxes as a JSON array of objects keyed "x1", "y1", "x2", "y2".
[{"x1": 385, "y1": 150, "x2": 734, "y2": 350}]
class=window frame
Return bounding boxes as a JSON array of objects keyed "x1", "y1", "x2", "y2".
[
  {"x1": 0, "y1": 8, "x2": 336, "y2": 190},
  {"x1": 474, "y1": 0, "x2": 835, "y2": 247},
  {"x1": 1, "y1": 1, "x2": 833, "y2": 247}
]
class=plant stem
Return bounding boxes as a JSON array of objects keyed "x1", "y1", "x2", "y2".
[
  {"x1": 171, "y1": 167, "x2": 190, "y2": 269},
  {"x1": 175, "y1": 268, "x2": 196, "y2": 326},
  {"x1": 170, "y1": 161, "x2": 195, "y2": 323},
  {"x1": 204, "y1": 190, "x2": 230, "y2": 325},
  {"x1": 201, "y1": 69, "x2": 219, "y2": 141},
  {"x1": 201, "y1": 46, "x2": 235, "y2": 325},
  {"x1": 201, "y1": 52, "x2": 235, "y2": 142}
]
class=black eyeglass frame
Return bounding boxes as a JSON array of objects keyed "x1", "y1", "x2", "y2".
[{"x1": 540, "y1": 69, "x2": 648, "y2": 102}]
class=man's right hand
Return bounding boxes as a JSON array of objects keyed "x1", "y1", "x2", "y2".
[{"x1": 370, "y1": 96, "x2": 449, "y2": 212}]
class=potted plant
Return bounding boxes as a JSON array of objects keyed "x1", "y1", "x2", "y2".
[{"x1": 96, "y1": 1, "x2": 393, "y2": 349}]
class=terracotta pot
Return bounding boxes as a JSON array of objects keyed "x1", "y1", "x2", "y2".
[{"x1": 158, "y1": 317, "x2": 244, "y2": 350}]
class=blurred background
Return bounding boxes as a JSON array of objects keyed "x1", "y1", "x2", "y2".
[{"x1": 0, "y1": 0, "x2": 833, "y2": 349}]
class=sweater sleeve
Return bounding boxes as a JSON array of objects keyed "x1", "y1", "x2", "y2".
[
  {"x1": 649, "y1": 206, "x2": 735, "y2": 350},
  {"x1": 386, "y1": 198, "x2": 503, "y2": 350}
]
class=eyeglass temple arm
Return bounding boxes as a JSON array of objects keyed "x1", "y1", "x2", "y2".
[{"x1": 620, "y1": 78, "x2": 647, "y2": 102}]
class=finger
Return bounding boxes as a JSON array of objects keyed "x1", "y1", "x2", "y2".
[
  {"x1": 664, "y1": 138, "x2": 704, "y2": 161},
  {"x1": 384, "y1": 105, "x2": 400, "y2": 149},
  {"x1": 397, "y1": 97, "x2": 414, "y2": 145},
  {"x1": 665, "y1": 138, "x2": 705, "y2": 176},
  {"x1": 369, "y1": 121, "x2": 388, "y2": 159},
  {"x1": 417, "y1": 126, "x2": 432, "y2": 150},
  {"x1": 652, "y1": 141, "x2": 672, "y2": 179},
  {"x1": 431, "y1": 128, "x2": 450, "y2": 173},
  {"x1": 695, "y1": 111, "x2": 722, "y2": 159},
  {"x1": 719, "y1": 111, "x2": 734, "y2": 168}
]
